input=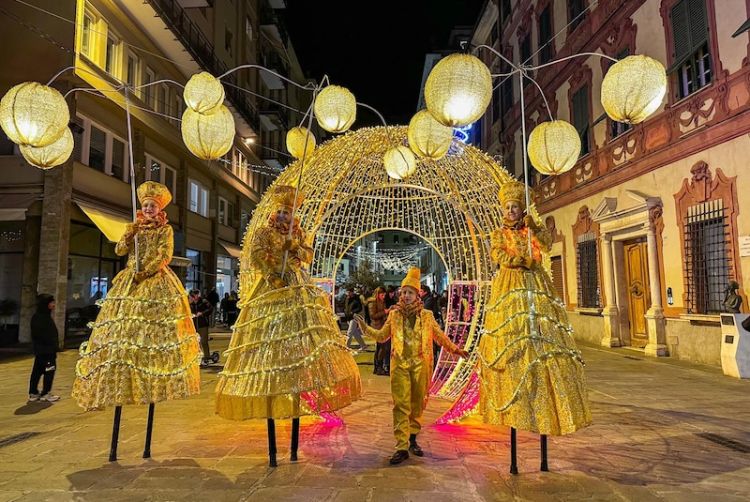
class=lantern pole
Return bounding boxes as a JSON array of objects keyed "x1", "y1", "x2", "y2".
[{"x1": 124, "y1": 87, "x2": 140, "y2": 272}]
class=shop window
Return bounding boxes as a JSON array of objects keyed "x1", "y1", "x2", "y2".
[{"x1": 186, "y1": 248, "x2": 203, "y2": 292}]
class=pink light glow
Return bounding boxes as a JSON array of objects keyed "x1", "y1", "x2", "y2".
[
  {"x1": 301, "y1": 391, "x2": 344, "y2": 426},
  {"x1": 435, "y1": 370, "x2": 479, "y2": 425}
]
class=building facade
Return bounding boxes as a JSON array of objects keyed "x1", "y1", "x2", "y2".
[
  {"x1": 472, "y1": 0, "x2": 750, "y2": 367},
  {"x1": 0, "y1": 0, "x2": 312, "y2": 346}
]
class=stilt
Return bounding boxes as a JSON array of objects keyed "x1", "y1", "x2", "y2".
[
  {"x1": 267, "y1": 418, "x2": 277, "y2": 467},
  {"x1": 509, "y1": 427, "x2": 518, "y2": 475},
  {"x1": 143, "y1": 403, "x2": 155, "y2": 459},
  {"x1": 290, "y1": 417, "x2": 300, "y2": 461},
  {"x1": 540, "y1": 434, "x2": 548, "y2": 472},
  {"x1": 109, "y1": 406, "x2": 123, "y2": 462}
]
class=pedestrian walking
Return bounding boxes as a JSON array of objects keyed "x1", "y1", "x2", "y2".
[
  {"x1": 190, "y1": 289, "x2": 214, "y2": 366},
  {"x1": 28, "y1": 294, "x2": 60, "y2": 403}
]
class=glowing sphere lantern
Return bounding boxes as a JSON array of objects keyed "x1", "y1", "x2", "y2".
[
  {"x1": 601, "y1": 55, "x2": 667, "y2": 125},
  {"x1": 424, "y1": 53, "x2": 492, "y2": 127},
  {"x1": 384, "y1": 145, "x2": 416, "y2": 180},
  {"x1": 286, "y1": 126, "x2": 316, "y2": 159},
  {"x1": 314, "y1": 85, "x2": 356, "y2": 133},
  {"x1": 527, "y1": 120, "x2": 581, "y2": 175},
  {"x1": 407, "y1": 109, "x2": 453, "y2": 160},
  {"x1": 181, "y1": 105, "x2": 235, "y2": 160},
  {"x1": 20, "y1": 127, "x2": 73, "y2": 169},
  {"x1": 0, "y1": 82, "x2": 69, "y2": 147},
  {"x1": 183, "y1": 72, "x2": 225, "y2": 114}
]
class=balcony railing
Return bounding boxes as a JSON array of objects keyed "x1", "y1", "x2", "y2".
[{"x1": 147, "y1": 0, "x2": 259, "y2": 132}]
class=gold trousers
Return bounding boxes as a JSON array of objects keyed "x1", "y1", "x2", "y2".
[{"x1": 390, "y1": 359, "x2": 429, "y2": 451}]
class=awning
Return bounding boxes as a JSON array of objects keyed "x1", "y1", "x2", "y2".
[
  {"x1": 75, "y1": 200, "x2": 130, "y2": 243},
  {"x1": 218, "y1": 240, "x2": 242, "y2": 259}
]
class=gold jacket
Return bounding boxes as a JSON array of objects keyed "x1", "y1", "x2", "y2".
[{"x1": 365, "y1": 309, "x2": 460, "y2": 369}]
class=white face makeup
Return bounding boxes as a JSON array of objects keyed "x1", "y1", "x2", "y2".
[{"x1": 142, "y1": 199, "x2": 160, "y2": 219}]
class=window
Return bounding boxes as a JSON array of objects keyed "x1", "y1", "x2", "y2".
[
  {"x1": 500, "y1": 75, "x2": 513, "y2": 118},
  {"x1": 89, "y1": 125, "x2": 107, "y2": 172},
  {"x1": 186, "y1": 248, "x2": 202, "y2": 292},
  {"x1": 144, "y1": 67, "x2": 156, "y2": 109},
  {"x1": 157, "y1": 84, "x2": 168, "y2": 115},
  {"x1": 670, "y1": 0, "x2": 711, "y2": 99},
  {"x1": 492, "y1": 85, "x2": 501, "y2": 124},
  {"x1": 81, "y1": 12, "x2": 94, "y2": 58},
  {"x1": 76, "y1": 115, "x2": 129, "y2": 182},
  {"x1": 189, "y1": 179, "x2": 209, "y2": 217},
  {"x1": 571, "y1": 85, "x2": 590, "y2": 156},
  {"x1": 225, "y1": 27, "x2": 234, "y2": 57},
  {"x1": 172, "y1": 91, "x2": 183, "y2": 126},
  {"x1": 551, "y1": 255, "x2": 565, "y2": 301},
  {"x1": 218, "y1": 197, "x2": 235, "y2": 227},
  {"x1": 240, "y1": 210, "x2": 251, "y2": 237},
  {"x1": 576, "y1": 234, "x2": 599, "y2": 308},
  {"x1": 126, "y1": 51, "x2": 140, "y2": 88},
  {"x1": 520, "y1": 33, "x2": 532, "y2": 84},
  {"x1": 105, "y1": 34, "x2": 121, "y2": 76},
  {"x1": 538, "y1": 6, "x2": 553, "y2": 64},
  {"x1": 683, "y1": 200, "x2": 730, "y2": 314},
  {"x1": 569, "y1": 0, "x2": 587, "y2": 31},
  {"x1": 145, "y1": 154, "x2": 176, "y2": 194}
]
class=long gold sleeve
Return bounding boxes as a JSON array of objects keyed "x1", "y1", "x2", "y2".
[
  {"x1": 490, "y1": 229, "x2": 512, "y2": 267},
  {"x1": 115, "y1": 223, "x2": 136, "y2": 257},
  {"x1": 429, "y1": 313, "x2": 460, "y2": 354},
  {"x1": 531, "y1": 223, "x2": 553, "y2": 252},
  {"x1": 250, "y1": 227, "x2": 281, "y2": 276},
  {"x1": 296, "y1": 228, "x2": 314, "y2": 266},
  {"x1": 363, "y1": 312, "x2": 393, "y2": 343}
]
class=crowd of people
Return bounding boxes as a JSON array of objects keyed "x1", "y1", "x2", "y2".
[{"x1": 339, "y1": 282, "x2": 450, "y2": 376}]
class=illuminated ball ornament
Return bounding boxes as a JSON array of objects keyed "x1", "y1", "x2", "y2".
[
  {"x1": 183, "y1": 72, "x2": 225, "y2": 114},
  {"x1": 0, "y1": 82, "x2": 70, "y2": 147},
  {"x1": 286, "y1": 126, "x2": 316, "y2": 159},
  {"x1": 601, "y1": 55, "x2": 667, "y2": 124},
  {"x1": 384, "y1": 145, "x2": 416, "y2": 180},
  {"x1": 407, "y1": 109, "x2": 453, "y2": 160},
  {"x1": 424, "y1": 53, "x2": 492, "y2": 127},
  {"x1": 181, "y1": 105, "x2": 235, "y2": 160},
  {"x1": 314, "y1": 85, "x2": 356, "y2": 133},
  {"x1": 20, "y1": 127, "x2": 73, "y2": 169},
  {"x1": 527, "y1": 120, "x2": 581, "y2": 175}
]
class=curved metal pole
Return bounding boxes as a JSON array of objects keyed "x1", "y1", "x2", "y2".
[
  {"x1": 217, "y1": 64, "x2": 317, "y2": 91},
  {"x1": 526, "y1": 51, "x2": 618, "y2": 71}
]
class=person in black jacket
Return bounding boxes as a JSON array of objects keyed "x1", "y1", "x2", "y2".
[
  {"x1": 189, "y1": 290, "x2": 214, "y2": 366},
  {"x1": 28, "y1": 294, "x2": 60, "y2": 402},
  {"x1": 207, "y1": 287, "x2": 220, "y2": 327}
]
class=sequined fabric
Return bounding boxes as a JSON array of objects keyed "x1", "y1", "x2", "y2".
[
  {"x1": 479, "y1": 222, "x2": 591, "y2": 435},
  {"x1": 72, "y1": 218, "x2": 201, "y2": 410},
  {"x1": 215, "y1": 222, "x2": 362, "y2": 420}
]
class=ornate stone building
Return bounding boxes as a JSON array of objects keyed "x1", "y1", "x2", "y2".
[{"x1": 471, "y1": 0, "x2": 750, "y2": 366}]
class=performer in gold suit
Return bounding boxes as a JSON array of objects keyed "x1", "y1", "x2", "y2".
[
  {"x1": 356, "y1": 268, "x2": 469, "y2": 465},
  {"x1": 479, "y1": 180, "x2": 591, "y2": 473},
  {"x1": 72, "y1": 181, "x2": 201, "y2": 460},
  {"x1": 215, "y1": 185, "x2": 361, "y2": 465}
]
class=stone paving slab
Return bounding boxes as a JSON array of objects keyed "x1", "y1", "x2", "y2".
[{"x1": 1, "y1": 340, "x2": 750, "y2": 501}]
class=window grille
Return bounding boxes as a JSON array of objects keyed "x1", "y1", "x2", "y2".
[
  {"x1": 683, "y1": 199, "x2": 731, "y2": 314},
  {"x1": 577, "y1": 233, "x2": 599, "y2": 308}
]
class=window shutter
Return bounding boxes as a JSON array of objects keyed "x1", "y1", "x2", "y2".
[
  {"x1": 670, "y1": 0, "x2": 691, "y2": 68},
  {"x1": 688, "y1": 0, "x2": 708, "y2": 51}
]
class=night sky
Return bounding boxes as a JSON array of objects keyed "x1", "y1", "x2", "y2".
[{"x1": 284, "y1": 0, "x2": 485, "y2": 125}]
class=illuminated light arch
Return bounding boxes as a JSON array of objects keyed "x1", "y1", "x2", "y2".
[{"x1": 240, "y1": 126, "x2": 529, "y2": 417}]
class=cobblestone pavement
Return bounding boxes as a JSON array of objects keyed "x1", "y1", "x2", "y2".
[{"x1": 1, "y1": 336, "x2": 749, "y2": 501}]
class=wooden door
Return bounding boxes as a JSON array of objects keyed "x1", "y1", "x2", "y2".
[{"x1": 624, "y1": 240, "x2": 650, "y2": 348}]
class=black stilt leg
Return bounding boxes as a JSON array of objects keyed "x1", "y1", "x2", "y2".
[
  {"x1": 143, "y1": 403, "x2": 155, "y2": 459},
  {"x1": 267, "y1": 418, "x2": 277, "y2": 467},
  {"x1": 540, "y1": 434, "x2": 548, "y2": 472},
  {"x1": 509, "y1": 427, "x2": 518, "y2": 475},
  {"x1": 109, "y1": 406, "x2": 123, "y2": 462},
  {"x1": 290, "y1": 417, "x2": 300, "y2": 461}
]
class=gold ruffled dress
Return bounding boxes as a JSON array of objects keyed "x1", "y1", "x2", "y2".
[
  {"x1": 215, "y1": 217, "x2": 362, "y2": 420},
  {"x1": 479, "y1": 219, "x2": 591, "y2": 435},
  {"x1": 72, "y1": 215, "x2": 201, "y2": 410}
]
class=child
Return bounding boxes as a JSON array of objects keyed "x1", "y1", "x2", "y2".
[{"x1": 356, "y1": 267, "x2": 469, "y2": 464}]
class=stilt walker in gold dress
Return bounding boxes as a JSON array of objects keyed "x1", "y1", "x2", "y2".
[
  {"x1": 215, "y1": 185, "x2": 362, "y2": 466},
  {"x1": 72, "y1": 181, "x2": 201, "y2": 461},
  {"x1": 479, "y1": 181, "x2": 591, "y2": 474},
  {"x1": 356, "y1": 268, "x2": 469, "y2": 465}
]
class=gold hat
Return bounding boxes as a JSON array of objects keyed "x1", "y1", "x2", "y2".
[
  {"x1": 137, "y1": 181, "x2": 172, "y2": 209},
  {"x1": 498, "y1": 181, "x2": 526, "y2": 209},
  {"x1": 401, "y1": 267, "x2": 421, "y2": 292},
  {"x1": 270, "y1": 185, "x2": 304, "y2": 209}
]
